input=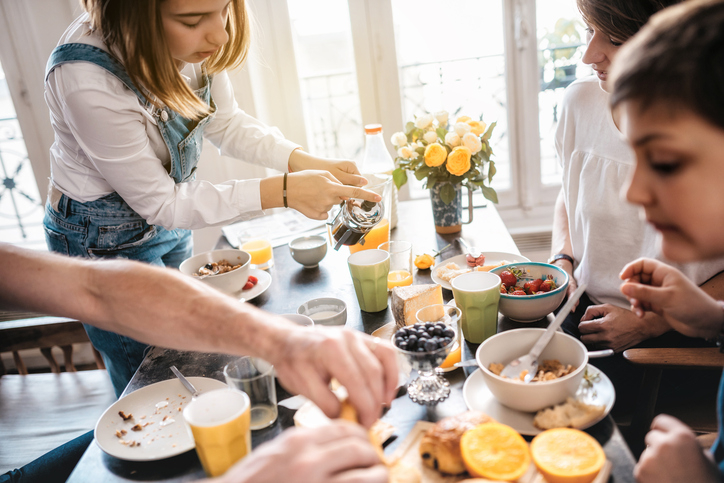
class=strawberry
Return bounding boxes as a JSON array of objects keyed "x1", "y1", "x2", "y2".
[
  {"x1": 523, "y1": 279, "x2": 543, "y2": 295},
  {"x1": 500, "y1": 270, "x2": 518, "y2": 288},
  {"x1": 500, "y1": 285, "x2": 508, "y2": 294},
  {"x1": 243, "y1": 280, "x2": 254, "y2": 290},
  {"x1": 511, "y1": 290, "x2": 527, "y2": 296},
  {"x1": 539, "y1": 280, "x2": 556, "y2": 292},
  {"x1": 248, "y1": 275, "x2": 259, "y2": 286}
]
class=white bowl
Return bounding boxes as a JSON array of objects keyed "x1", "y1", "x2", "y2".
[
  {"x1": 179, "y1": 249, "x2": 251, "y2": 296},
  {"x1": 281, "y1": 314, "x2": 315, "y2": 327},
  {"x1": 490, "y1": 262, "x2": 569, "y2": 322},
  {"x1": 475, "y1": 328, "x2": 587, "y2": 412},
  {"x1": 297, "y1": 297, "x2": 347, "y2": 326},
  {"x1": 289, "y1": 235, "x2": 328, "y2": 268}
]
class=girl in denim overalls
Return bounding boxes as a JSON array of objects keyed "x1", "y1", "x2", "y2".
[{"x1": 44, "y1": 0, "x2": 379, "y2": 397}]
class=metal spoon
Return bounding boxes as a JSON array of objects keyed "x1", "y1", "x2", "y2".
[
  {"x1": 500, "y1": 282, "x2": 588, "y2": 382},
  {"x1": 458, "y1": 237, "x2": 482, "y2": 259},
  {"x1": 170, "y1": 365, "x2": 201, "y2": 398}
]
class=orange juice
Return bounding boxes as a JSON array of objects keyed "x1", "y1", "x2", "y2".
[
  {"x1": 388, "y1": 270, "x2": 412, "y2": 289},
  {"x1": 241, "y1": 239, "x2": 273, "y2": 268},
  {"x1": 349, "y1": 218, "x2": 390, "y2": 254},
  {"x1": 440, "y1": 342, "x2": 461, "y2": 369}
]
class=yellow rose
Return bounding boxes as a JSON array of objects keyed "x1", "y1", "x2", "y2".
[
  {"x1": 424, "y1": 143, "x2": 447, "y2": 167},
  {"x1": 414, "y1": 253, "x2": 435, "y2": 270},
  {"x1": 456, "y1": 116, "x2": 472, "y2": 123},
  {"x1": 467, "y1": 120, "x2": 486, "y2": 136},
  {"x1": 446, "y1": 146, "x2": 472, "y2": 176}
]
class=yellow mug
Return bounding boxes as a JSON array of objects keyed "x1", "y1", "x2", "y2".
[{"x1": 183, "y1": 389, "x2": 251, "y2": 477}]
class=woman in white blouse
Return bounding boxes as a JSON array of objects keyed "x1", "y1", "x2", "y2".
[{"x1": 43, "y1": 0, "x2": 379, "y2": 395}]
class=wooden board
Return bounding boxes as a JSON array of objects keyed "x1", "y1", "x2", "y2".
[{"x1": 388, "y1": 421, "x2": 612, "y2": 483}]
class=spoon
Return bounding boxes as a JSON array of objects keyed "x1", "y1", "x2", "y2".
[
  {"x1": 453, "y1": 347, "x2": 613, "y2": 369},
  {"x1": 458, "y1": 237, "x2": 482, "y2": 259},
  {"x1": 170, "y1": 365, "x2": 201, "y2": 398},
  {"x1": 500, "y1": 282, "x2": 588, "y2": 382}
]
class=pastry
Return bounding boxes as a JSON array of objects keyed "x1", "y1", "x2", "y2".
[
  {"x1": 418, "y1": 411, "x2": 494, "y2": 475},
  {"x1": 533, "y1": 397, "x2": 605, "y2": 430}
]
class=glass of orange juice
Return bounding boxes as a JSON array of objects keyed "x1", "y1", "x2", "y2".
[
  {"x1": 378, "y1": 241, "x2": 412, "y2": 289},
  {"x1": 239, "y1": 237, "x2": 274, "y2": 270}
]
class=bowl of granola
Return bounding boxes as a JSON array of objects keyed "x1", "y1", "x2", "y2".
[
  {"x1": 179, "y1": 249, "x2": 251, "y2": 296},
  {"x1": 490, "y1": 262, "x2": 569, "y2": 322},
  {"x1": 475, "y1": 328, "x2": 587, "y2": 412}
]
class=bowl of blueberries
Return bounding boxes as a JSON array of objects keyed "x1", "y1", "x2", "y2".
[{"x1": 392, "y1": 304, "x2": 461, "y2": 405}]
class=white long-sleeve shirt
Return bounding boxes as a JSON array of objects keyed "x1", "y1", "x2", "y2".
[{"x1": 45, "y1": 14, "x2": 299, "y2": 230}]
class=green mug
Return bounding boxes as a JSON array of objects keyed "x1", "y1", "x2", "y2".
[
  {"x1": 451, "y1": 271, "x2": 501, "y2": 343},
  {"x1": 347, "y1": 249, "x2": 390, "y2": 312}
]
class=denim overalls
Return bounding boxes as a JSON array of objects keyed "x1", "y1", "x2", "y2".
[{"x1": 43, "y1": 43, "x2": 216, "y2": 397}]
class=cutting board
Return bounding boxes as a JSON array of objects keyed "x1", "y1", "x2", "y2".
[{"x1": 388, "y1": 421, "x2": 612, "y2": 483}]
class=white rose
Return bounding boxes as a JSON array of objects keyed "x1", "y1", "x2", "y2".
[
  {"x1": 410, "y1": 142, "x2": 422, "y2": 151},
  {"x1": 434, "y1": 110, "x2": 449, "y2": 125},
  {"x1": 391, "y1": 131, "x2": 408, "y2": 147},
  {"x1": 423, "y1": 131, "x2": 438, "y2": 144},
  {"x1": 444, "y1": 132, "x2": 461, "y2": 147},
  {"x1": 398, "y1": 146, "x2": 415, "y2": 159},
  {"x1": 462, "y1": 132, "x2": 483, "y2": 154},
  {"x1": 414, "y1": 113, "x2": 434, "y2": 129},
  {"x1": 454, "y1": 122, "x2": 472, "y2": 137}
]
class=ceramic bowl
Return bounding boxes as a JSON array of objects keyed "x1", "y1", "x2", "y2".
[
  {"x1": 281, "y1": 314, "x2": 315, "y2": 327},
  {"x1": 475, "y1": 328, "x2": 588, "y2": 412},
  {"x1": 289, "y1": 235, "x2": 328, "y2": 268},
  {"x1": 297, "y1": 297, "x2": 347, "y2": 326},
  {"x1": 179, "y1": 249, "x2": 251, "y2": 296},
  {"x1": 490, "y1": 262, "x2": 569, "y2": 322}
]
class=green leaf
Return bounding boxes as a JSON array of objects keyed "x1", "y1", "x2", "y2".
[
  {"x1": 416, "y1": 146, "x2": 425, "y2": 155},
  {"x1": 436, "y1": 127, "x2": 448, "y2": 141},
  {"x1": 405, "y1": 121, "x2": 415, "y2": 135},
  {"x1": 482, "y1": 121, "x2": 497, "y2": 142},
  {"x1": 481, "y1": 186, "x2": 499, "y2": 204},
  {"x1": 440, "y1": 183, "x2": 456, "y2": 204},
  {"x1": 488, "y1": 160, "x2": 497, "y2": 183},
  {"x1": 392, "y1": 168, "x2": 408, "y2": 189},
  {"x1": 415, "y1": 166, "x2": 432, "y2": 180}
]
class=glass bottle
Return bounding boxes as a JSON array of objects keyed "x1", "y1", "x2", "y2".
[{"x1": 360, "y1": 124, "x2": 398, "y2": 230}]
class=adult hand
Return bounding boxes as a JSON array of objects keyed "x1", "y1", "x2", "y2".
[
  {"x1": 286, "y1": 171, "x2": 381, "y2": 221},
  {"x1": 214, "y1": 423, "x2": 388, "y2": 483},
  {"x1": 288, "y1": 150, "x2": 368, "y2": 188},
  {"x1": 553, "y1": 259, "x2": 579, "y2": 311},
  {"x1": 269, "y1": 326, "x2": 398, "y2": 428},
  {"x1": 620, "y1": 258, "x2": 723, "y2": 339},
  {"x1": 634, "y1": 415, "x2": 720, "y2": 483},
  {"x1": 578, "y1": 304, "x2": 669, "y2": 352}
]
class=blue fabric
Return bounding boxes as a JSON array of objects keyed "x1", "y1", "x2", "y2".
[
  {"x1": 0, "y1": 431, "x2": 93, "y2": 483},
  {"x1": 711, "y1": 371, "x2": 724, "y2": 473},
  {"x1": 43, "y1": 43, "x2": 211, "y2": 397}
]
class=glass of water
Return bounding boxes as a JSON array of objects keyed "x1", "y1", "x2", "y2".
[{"x1": 223, "y1": 357, "x2": 278, "y2": 430}]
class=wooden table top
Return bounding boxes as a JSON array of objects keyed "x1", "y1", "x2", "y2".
[{"x1": 68, "y1": 199, "x2": 636, "y2": 482}]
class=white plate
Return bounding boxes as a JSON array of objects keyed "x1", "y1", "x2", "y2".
[
  {"x1": 238, "y1": 268, "x2": 271, "y2": 302},
  {"x1": 432, "y1": 252, "x2": 530, "y2": 290},
  {"x1": 462, "y1": 364, "x2": 615, "y2": 436},
  {"x1": 95, "y1": 377, "x2": 228, "y2": 461}
]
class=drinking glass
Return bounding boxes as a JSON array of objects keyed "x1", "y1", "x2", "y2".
[
  {"x1": 378, "y1": 240, "x2": 413, "y2": 289},
  {"x1": 392, "y1": 304, "x2": 461, "y2": 405},
  {"x1": 223, "y1": 357, "x2": 277, "y2": 430}
]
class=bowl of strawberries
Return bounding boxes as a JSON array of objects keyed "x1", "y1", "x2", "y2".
[{"x1": 489, "y1": 262, "x2": 569, "y2": 322}]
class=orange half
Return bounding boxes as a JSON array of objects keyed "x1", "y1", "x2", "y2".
[
  {"x1": 530, "y1": 428, "x2": 605, "y2": 483},
  {"x1": 460, "y1": 422, "x2": 530, "y2": 481}
]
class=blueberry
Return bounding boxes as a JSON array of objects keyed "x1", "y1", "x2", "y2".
[
  {"x1": 407, "y1": 335, "x2": 418, "y2": 345},
  {"x1": 417, "y1": 347, "x2": 426, "y2": 352},
  {"x1": 433, "y1": 327, "x2": 443, "y2": 336},
  {"x1": 442, "y1": 337, "x2": 452, "y2": 346},
  {"x1": 425, "y1": 322, "x2": 434, "y2": 330},
  {"x1": 443, "y1": 329, "x2": 455, "y2": 338},
  {"x1": 424, "y1": 340, "x2": 438, "y2": 351},
  {"x1": 398, "y1": 341, "x2": 408, "y2": 350}
]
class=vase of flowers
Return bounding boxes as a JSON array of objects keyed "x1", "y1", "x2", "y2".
[{"x1": 391, "y1": 110, "x2": 498, "y2": 234}]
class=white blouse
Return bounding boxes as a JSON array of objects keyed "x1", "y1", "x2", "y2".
[{"x1": 44, "y1": 14, "x2": 299, "y2": 230}]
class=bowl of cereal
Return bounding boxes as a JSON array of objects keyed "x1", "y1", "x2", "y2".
[
  {"x1": 490, "y1": 262, "x2": 569, "y2": 322},
  {"x1": 475, "y1": 328, "x2": 587, "y2": 412},
  {"x1": 179, "y1": 249, "x2": 251, "y2": 296}
]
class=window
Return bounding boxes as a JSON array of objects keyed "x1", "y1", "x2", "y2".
[{"x1": 252, "y1": 0, "x2": 593, "y2": 226}]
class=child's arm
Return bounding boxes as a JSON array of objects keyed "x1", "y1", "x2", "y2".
[{"x1": 620, "y1": 258, "x2": 724, "y2": 339}]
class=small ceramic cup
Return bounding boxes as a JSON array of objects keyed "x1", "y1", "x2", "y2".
[
  {"x1": 289, "y1": 235, "x2": 328, "y2": 268},
  {"x1": 297, "y1": 297, "x2": 347, "y2": 326}
]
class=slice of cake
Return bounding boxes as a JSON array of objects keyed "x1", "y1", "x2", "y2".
[{"x1": 391, "y1": 284, "x2": 443, "y2": 328}]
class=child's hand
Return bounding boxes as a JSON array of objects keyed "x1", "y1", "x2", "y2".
[
  {"x1": 288, "y1": 171, "x2": 381, "y2": 220},
  {"x1": 634, "y1": 415, "x2": 720, "y2": 483},
  {"x1": 288, "y1": 150, "x2": 367, "y2": 187},
  {"x1": 619, "y1": 258, "x2": 723, "y2": 339}
]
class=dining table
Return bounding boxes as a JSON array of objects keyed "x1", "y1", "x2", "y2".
[{"x1": 67, "y1": 198, "x2": 637, "y2": 482}]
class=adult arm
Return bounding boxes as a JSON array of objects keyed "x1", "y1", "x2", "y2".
[
  {"x1": 0, "y1": 244, "x2": 396, "y2": 427},
  {"x1": 551, "y1": 187, "x2": 578, "y2": 305}
]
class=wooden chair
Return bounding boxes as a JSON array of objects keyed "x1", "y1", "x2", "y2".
[
  {"x1": 0, "y1": 312, "x2": 115, "y2": 473},
  {"x1": 623, "y1": 347, "x2": 724, "y2": 456}
]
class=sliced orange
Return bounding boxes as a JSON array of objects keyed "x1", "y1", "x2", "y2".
[
  {"x1": 460, "y1": 422, "x2": 530, "y2": 481},
  {"x1": 530, "y1": 428, "x2": 605, "y2": 483},
  {"x1": 439, "y1": 343, "x2": 461, "y2": 369}
]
